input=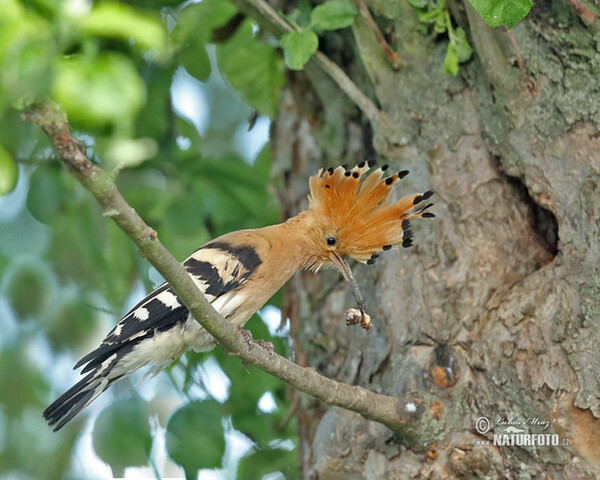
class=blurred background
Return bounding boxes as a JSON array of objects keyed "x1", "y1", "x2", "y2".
[{"x1": 0, "y1": 0, "x2": 299, "y2": 478}]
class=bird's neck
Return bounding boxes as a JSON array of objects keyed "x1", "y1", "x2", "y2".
[{"x1": 258, "y1": 211, "x2": 319, "y2": 273}]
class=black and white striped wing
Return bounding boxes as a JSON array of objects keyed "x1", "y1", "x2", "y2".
[
  {"x1": 74, "y1": 240, "x2": 263, "y2": 370},
  {"x1": 43, "y1": 239, "x2": 264, "y2": 431}
]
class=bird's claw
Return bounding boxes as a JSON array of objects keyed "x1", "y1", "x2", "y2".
[
  {"x1": 235, "y1": 326, "x2": 274, "y2": 356},
  {"x1": 254, "y1": 339, "x2": 275, "y2": 357},
  {"x1": 236, "y1": 326, "x2": 255, "y2": 346}
]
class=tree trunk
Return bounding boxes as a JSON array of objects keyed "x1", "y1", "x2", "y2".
[{"x1": 272, "y1": 1, "x2": 600, "y2": 478}]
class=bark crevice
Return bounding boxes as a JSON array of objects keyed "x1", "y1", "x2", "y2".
[{"x1": 491, "y1": 155, "x2": 559, "y2": 260}]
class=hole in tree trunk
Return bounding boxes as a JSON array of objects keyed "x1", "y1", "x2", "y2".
[{"x1": 505, "y1": 175, "x2": 559, "y2": 258}]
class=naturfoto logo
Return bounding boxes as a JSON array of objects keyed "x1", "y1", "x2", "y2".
[{"x1": 474, "y1": 416, "x2": 573, "y2": 447}]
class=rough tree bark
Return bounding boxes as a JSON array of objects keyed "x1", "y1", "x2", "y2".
[{"x1": 272, "y1": 1, "x2": 600, "y2": 478}]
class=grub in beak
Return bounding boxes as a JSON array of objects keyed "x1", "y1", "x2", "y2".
[{"x1": 331, "y1": 253, "x2": 372, "y2": 330}]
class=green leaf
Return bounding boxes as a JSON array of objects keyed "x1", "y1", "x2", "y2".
[
  {"x1": 92, "y1": 399, "x2": 152, "y2": 476},
  {"x1": 166, "y1": 400, "x2": 226, "y2": 476},
  {"x1": 0, "y1": 343, "x2": 48, "y2": 415},
  {"x1": 0, "y1": 144, "x2": 18, "y2": 195},
  {"x1": 171, "y1": 0, "x2": 237, "y2": 49},
  {"x1": 27, "y1": 166, "x2": 59, "y2": 223},
  {"x1": 0, "y1": 14, "x2": 54, "y2": 107},
  {"x1": 311, "y1": 0, "x2": 357, "y2": 30},
  {"x1": 134, "y1": 64, "x2": 176, "y2": 139},
  {"x1": 237, "y1": 447, "x2": 298, "y2": 480},
  {"x1": 0, "y1": 0, "x2": 25, "y2": 20},
  {"x1": 4, "y1": 258, "x2": 55, "y2": 320},
  {"x1": 216, "y1": 20, "x2": 284, "y2": 118},
  {"x1": 280, "y1": 30, "x2": 319, "y2": 70},
  {"x1": 45, "y1": 287, "x2": 96, "y2": 351},
  {"x1": 467, "y1": 0, "x2": 532, "y2": 28},
  {"x1": 442, "y1": 43, "x2": 459, "y2": 76},
  {"x1": 222, "y1": 316, "x2": 290, "y2": 446},
  {"x1": 454, "y1": 27, "x2": 473, "y2": 63},
  {"x1": 81, "y1": 2, "x2": 167, "y2": 52},
  {"x1": 417, "y1": 2, "x2": 445, "y2": 30},
  {"x1": 52, "y1": 52, "x2": 146, "y2": 127},
  {"x1": 101, "y1": 137, "x2": 158, "y2": 169},
  {"x1": 406, "y1": 0, "x2": 428, "y2": 8},
  {"x1": 179, "y1": 38, "x2": 211, "y2": 82}
]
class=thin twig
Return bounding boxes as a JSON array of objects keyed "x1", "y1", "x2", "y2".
[
  {"x1": 355, "y1": 0, "x2": 401, "y2": 69},
  {"x1": 504, "y1": 28, "x2": 527, "y2": 80},
  {"x1": 312, "y1": 51, "x2": 389, "y2": 131},
  {"x1": 23, "y1": 99, "x2": 433, "y2": 435},
  {"x1": 229, "y1": 0, "x2": 389, "y2": 132},
  {"x1": 278, "y1": 389, "x2": 300, "y2": 431},
  {"x1": 565, "y1": 0, "x2": 596, "y2": 26}
]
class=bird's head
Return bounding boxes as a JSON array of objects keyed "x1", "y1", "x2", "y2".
[{"x1": 303, "y1": 161, "x2": 434, "y2": 318}]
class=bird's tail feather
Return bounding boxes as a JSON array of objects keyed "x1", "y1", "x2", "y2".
[
  {"x1": 43, "y1": 371, "x2": 112, "y2": 431},
  {"x1": 43, "y1": 350, "x2": 131, "y2": 431}
]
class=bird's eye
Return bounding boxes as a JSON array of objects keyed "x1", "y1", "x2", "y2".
[{"x1": 326, "y1": 236, "x2": 337, "y2": 246}]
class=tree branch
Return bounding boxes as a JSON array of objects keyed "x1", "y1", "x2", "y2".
[
  {"x1": 23, "y1": 99, "x2": 435, "y2": 437},
  {"x1": 229, "y1": 0, "x2": 390, "y2": 133},
  {"x1": 356, "y1": 0, "x2": 401, "y2": 69}
]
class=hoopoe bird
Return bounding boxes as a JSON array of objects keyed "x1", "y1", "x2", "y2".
[{"x1": 43, "y1": 162, "x2": 434, "y2": 431}]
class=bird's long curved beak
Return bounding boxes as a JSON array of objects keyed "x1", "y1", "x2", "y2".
[{"x1": 330, "y1": 252, "x2": 369, "y2": 317}]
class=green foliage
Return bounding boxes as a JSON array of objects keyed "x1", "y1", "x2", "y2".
[
  {"x1": 171, "y1": 0, "x2": 237, "y2": 48},
  {"x1": 415, "y1": 0, "x2": 447, "y2": 33},
  {"x1": 453, "y1": 27, "x2": 474, "y2": 63},
  {"x1": 467, "y1": 0, "x2": 532, "y2": 28},
  {"x1": 237, "y1": 447, "x2": 299, "y2": 480},
  {"x1": 409, "y1": 0, "x2": 473, "y2": 76},
  {"x1": 172, "y1": 0, "x2": 238, "y2": 82},
  {"x1": 101, "y1": 137, "x2": 159, "y2": 169},
  {"x1": 92, "y1": 399, "x2": 153, "y2": 476},
  {"x1": 281, "y1": 30, "x2": 319, "y2": 71},
  {"x1": 0, "y1": 340, "x2": 80, "y2": 480},
  {"x1": 53, "y1": 52, "x2": 146, "y2": 129},
  {"x1": 0, "y1": 1, "x2": 55, "y2": 109},
  {"x1": 0, "y1": 144, "x2": 17, "y2": 194},
  {"x1": 42, "y1": 182, "x2": 138, "y2": 308},
  {"x1": 311, "y1": 0, "x2": 358, "y2": 30},
  {"x1": 280, "y1": 0, "x2": 357, "y2": 70},
  {"x1": 443, "y1": 24, "x2": 473, "y2": 76},
  {"x1": 216, "y1": 20, "x2": 284, "y2": 118},
  {"x1": 27, "y1": 164, "x2": 62, "y2": 223},
  {"x1": 166, "y1": 400, "x2": 226, "y2": 477},
  {"x1": 3, "y1": 257, "x2": 55, "y2": 320},
  {"x1": 0, "y1": 0, "x2": 166, "y2": 130},
  {"x1": 44, "y1": 286, "x2": 97, "y2": 351},
  {"x1": 0, "y1": 0, "x2": 294, "y2": 478},
  {"x1": 80, "y1": 2, "x2": 167, "y2": 51},
  {"x1": 0, "y1": 343, "x2": 48, "y2": 415},
  {"x1": 223, "y1": 316, "x2": 296, "y2": 447},
  {"x1": 179, "y1": 39, "x2": 211, "y2": 82}
]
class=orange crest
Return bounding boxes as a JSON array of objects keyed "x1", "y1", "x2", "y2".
[{"x1": 307, "y1": 162, "x2": 434, "y2": 263}]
